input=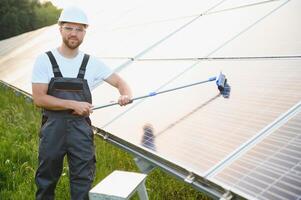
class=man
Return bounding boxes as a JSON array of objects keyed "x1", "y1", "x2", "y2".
[{"x1": 32, "y1": 6, "x2": 132, "y2": 200}]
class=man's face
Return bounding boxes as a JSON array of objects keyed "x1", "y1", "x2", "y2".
[{"x1": 60, "y1": 22, "x2": 87, "y2": 49}]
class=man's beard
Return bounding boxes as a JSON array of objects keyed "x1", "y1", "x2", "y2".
[{"x1": 63, "y1": 36, "x2": 83, "y2": 49}]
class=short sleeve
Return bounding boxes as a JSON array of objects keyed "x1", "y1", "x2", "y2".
[
  {"x1": 94, "y1": 59, "x2": 113, "y2": 80},
  {"x1": 31, "y1": 54, "x2": 51, "y2": 84},
  {"x1": 88, "y1": 56, "x2": 113, "y2": 90}
]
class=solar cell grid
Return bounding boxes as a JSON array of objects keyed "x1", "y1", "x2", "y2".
[{"x1": 213, "y1": 112, "x2": 301, "y2": 199}]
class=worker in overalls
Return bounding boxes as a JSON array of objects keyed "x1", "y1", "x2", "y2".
[{"x1": 31, "y1": 6, "x2": 132, "y2": 200}]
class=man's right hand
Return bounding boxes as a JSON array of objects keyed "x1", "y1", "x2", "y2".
[
  {"x1": 32, "y1": 83, "x2": 93, "y2": 116},
  {"x1": 70, "y1": 101, "x2": 93, "y2": 116}
]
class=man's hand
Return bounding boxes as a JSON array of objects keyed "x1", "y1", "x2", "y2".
[
  {"x1": 105, "y1": 73, "x2": 132, "y2": 107},
  {"x1": 32, "y1": 83, "x2": 94, "y2": 116},
  {"x1": 118, "y1": 95, "x2": 132, "y2": 106},
  {"x1": 70, "y1": 101, "x2": 93, "y2": 116}
]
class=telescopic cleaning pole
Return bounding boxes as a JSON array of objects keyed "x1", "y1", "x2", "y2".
[{"x1": 93, "y1": 73, "x2": 227, "y2": 111}]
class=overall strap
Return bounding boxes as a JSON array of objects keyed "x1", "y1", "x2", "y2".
[
  {"x1": 46, "y1": 51, "x2": 63, "y2": 77},
  {"x1": 77, "y1": 54, "x2": 90, "y2": 79}
]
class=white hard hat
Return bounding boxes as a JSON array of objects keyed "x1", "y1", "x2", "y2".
[{"x1": 58, "y1": 6, "x2": 89, "y2": 25}]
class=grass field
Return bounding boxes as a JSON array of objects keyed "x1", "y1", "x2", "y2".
[{"x1": 0, "y1": 84, "x2": 210, "y2": 200}]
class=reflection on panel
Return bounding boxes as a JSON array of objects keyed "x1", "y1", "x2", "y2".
[
  {"x1": 213, "y1": 0, "x2": 301, "y2": 57},
  {"x1": 141, "y1": 0, "x2": 288, "y2": 59},
  {"x1": 93, "y1": 59, "x2": 301, "y2": 176},
  {"x1": 212, "y1": 112, "x2": 301, "y2": 200}
]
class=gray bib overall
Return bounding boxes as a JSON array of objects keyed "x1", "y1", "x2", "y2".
[{"x1": 35, "y1": 51, "x2": 95, "y2": 200}]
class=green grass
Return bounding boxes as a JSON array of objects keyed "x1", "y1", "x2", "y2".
[{"x1": 0, "y1": 84, "x2": 210, "y2": 200}]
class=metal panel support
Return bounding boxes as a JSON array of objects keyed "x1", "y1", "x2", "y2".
[
  {"x1": 134, "y1": 157, "x2": 156, "y2": 174},
  {"x1": 219, "y1": 190, "x2": 233, "y2": 200}
]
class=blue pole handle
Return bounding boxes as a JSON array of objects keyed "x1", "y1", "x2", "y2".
[
  {"x1": 148, "y1": 92, "x2": 157, "y2": 96},
  {"x1": 208, "y1": 76, "x2": 217, "y2": 81}
]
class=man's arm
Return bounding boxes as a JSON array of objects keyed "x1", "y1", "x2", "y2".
[
  {"x1": 104, "y1": 73, "x2": 132, "y2": 106},
  {"x1": 32, "y1": 83, "x2": 93, "y2": 116}
]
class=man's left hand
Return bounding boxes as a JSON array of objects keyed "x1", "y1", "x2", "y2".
[{"x1": 118, "y1": 95, "x2": 132, "y2": 106}]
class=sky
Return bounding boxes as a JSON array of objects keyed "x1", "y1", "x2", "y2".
[
  {"x1": 45, "y1": 0, "x2": 97, "y2": 11},
  {"x1": 44, "y1": 0, "x2": 144, "y2": 21},
  {"x1": 45, "y1": 0, "x2": 140, "y2": 11},
  {"x1": 47, "y1": 0, "x2": 91, "y2": 8}
]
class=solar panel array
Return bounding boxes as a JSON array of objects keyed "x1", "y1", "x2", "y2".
[{"x1": 0, "y1": 0, "x2": 300, "y2": 199}]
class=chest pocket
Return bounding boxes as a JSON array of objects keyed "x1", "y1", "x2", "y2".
[{"x1": 46, "y1": 51, "x2": 92, "y2": 104}]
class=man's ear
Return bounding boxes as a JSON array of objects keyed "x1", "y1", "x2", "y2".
[
  {"x1": 59, "y1": 25, "x2": 63, "y2": 34},
  {"x1": 58, "y1": 22, "x2": 64, "y2": 33}
]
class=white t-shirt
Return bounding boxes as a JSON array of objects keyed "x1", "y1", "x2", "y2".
[{"x1": 31, "y1": 49, "x2": 113, "y2": 91}]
